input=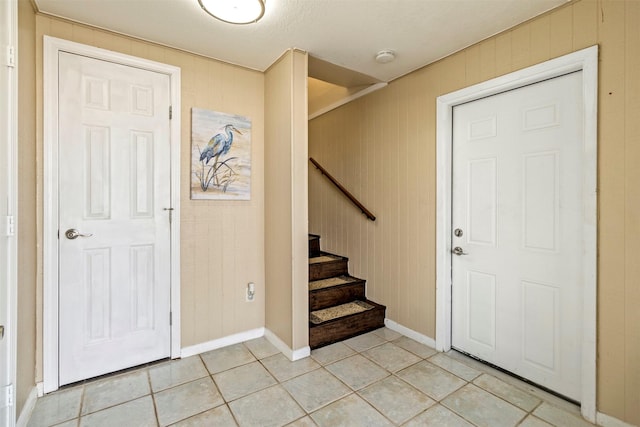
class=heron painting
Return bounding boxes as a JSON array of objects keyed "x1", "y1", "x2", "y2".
[{"x1": 191, "y1": 108, "x2": 251, "y2": 200}]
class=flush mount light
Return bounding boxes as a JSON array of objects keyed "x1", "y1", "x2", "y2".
[{"x1": 198, "y1": 0, "x2": 265, "y2": 24}]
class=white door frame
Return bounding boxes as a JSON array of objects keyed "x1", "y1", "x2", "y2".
[
  {"x1": 1, "y1": 0, "x2": 18, "y2": 425},
  {"x1": 43, "y1": 36, "x2": 181, "y2": 393},
  {"x1": 435, "y1": 46, "x2": 598, "y2": 421}
]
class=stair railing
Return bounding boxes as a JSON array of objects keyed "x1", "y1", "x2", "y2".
[{"x1": 309, "y1": 157, "x2": 376, "y2": 221}]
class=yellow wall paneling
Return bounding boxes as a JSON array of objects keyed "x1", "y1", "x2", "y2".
[
  {"x1": 17, "y1": 4, "x2": 266, "y2": 411},
  {"x1": 264, "y1": 49, "x2": 310, "y2": 358},
  {"x1": 309, "y1": 1, "x2": 640, "y2": 423}
]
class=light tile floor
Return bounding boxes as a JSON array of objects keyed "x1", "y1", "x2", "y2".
[{"x1": 27, "y1": 328, "x2": 596, "y2": 427}]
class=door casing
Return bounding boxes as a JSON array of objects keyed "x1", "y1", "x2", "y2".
[
  {"x1": 435, "y1": 46, "x2": 597, "y2": 421},
  {"x1": 43, "y1": 36, "x2": 182, "y2": 393},
  {"x1": 1, "y1": 0, "x2": 17, "y2": 425}
]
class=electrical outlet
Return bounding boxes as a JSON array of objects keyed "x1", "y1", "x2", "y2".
[{"x1": 246, "y1": 282, "x2": 255, "y2": 302}]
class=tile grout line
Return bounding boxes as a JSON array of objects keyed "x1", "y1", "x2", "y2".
[
  {"x1": 346, "y1": 333, "x2": 522, "y2": 427},
  {"x1": 146, "y1": 367, "x2": 161, "y2": 427},
  {"x1": 31, "y1": 329, "x2": 594, "y2": 427},
  {"x1": 76, "y1": 384, "x2": 86, "y2": 426}
]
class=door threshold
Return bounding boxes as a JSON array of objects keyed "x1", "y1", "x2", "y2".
[
  {"x1": 57, "y1": 357, "x2": 171, "y2": 391},
  {"x1": 447, "y1": 348, "x2": 582, "y2": 416}
]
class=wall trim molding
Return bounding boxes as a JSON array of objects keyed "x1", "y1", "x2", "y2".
[
  {"x1": 180, "y1": 328, "x2": 265, "y2": 358},
  {"x1": 35, "y1": 382, "x2": 43, "y2": 397},
  {"x1": 42, "y1": 36, "x2": 182, "y2": 393},
  {"x1": 264, "y1": 329, "x2": 310, "y2": 361},
  {"x1": 308, "y1": 82, "x2": 387, "y2": 120},
  {"x1": 435, "y1": 45, "x2": 598, "y2": 422},
  {"x1": 384, "y1": 319, "x2": 436, "y2": 349},
  {"x1": 15, "y1": 386, "x2": 37, "y2": 427},
  {"x1": 180, "y1": 327, "x2": 313, "y2": 361},
  {"x1": 596, "y1": 412, "x2": 637, "y2": 427}
]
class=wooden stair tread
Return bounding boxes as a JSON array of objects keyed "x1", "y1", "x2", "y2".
[
  {"x1": 309, "y1": 275, "x2": 358, "y2": 291},
  {"x1": 309, "y1": 300, "x2": 386, "y2": 349},
  {"x1": 309, "y1": 254, "x2": 343, "y2": 264},
  {"x1": 307, "y1": 234, "x2": 386, "y2": 349},
  {"x1": 310, "y1": 300, "x2": 374, "y2": 325}
]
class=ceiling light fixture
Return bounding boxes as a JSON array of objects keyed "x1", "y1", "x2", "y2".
[
  {"x1": 375, "y1": 50, "x2": 396, "y2": 64},
  {"x1": 198, "y1": 0, "x2": 265, "y2": 24}
]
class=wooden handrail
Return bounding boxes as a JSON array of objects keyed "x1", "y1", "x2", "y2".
[{"x1": 309, "y1": 157, "x2": 376, "y2": 221}]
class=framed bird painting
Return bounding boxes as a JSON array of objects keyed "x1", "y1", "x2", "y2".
[{"x1": 191, "y1": 107, "x2": 252, "y2": 200}]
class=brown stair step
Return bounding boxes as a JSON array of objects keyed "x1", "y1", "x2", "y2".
[
  {"x1": 309, "y1": 252, "x2": 348, "y2": 280},
  {"x1": 309, "y1": 234, "x2": 321, "y2": 257},
  {"x1": 310, "y1": 300, "x2": 374, "y2": 324},
  {"x1": 309, "y1": 275, "x2": 366, "y2": 311},
  {"x1": 309, "y1": 299, "x2": 385, "y2": 349},
  {"x1": 309, "y1": 275, "x2": 359, "y2": 291}
]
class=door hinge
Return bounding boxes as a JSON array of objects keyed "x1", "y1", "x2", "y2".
[
  {"x1": 5, "y1": 215, "x2": 15, "y2": 236},
  {"x1": 169, "y1": 106, "x2": 172, "y2": 120},
  {"x1": 6, "y1": 46, "x2": 15, "y2": 68},
  {"x1": 0, "y1": 384, "x2": 14, "y2": 409},
  {"x1": 169, "y1": 312, "x2": 172, "y2": 326}
]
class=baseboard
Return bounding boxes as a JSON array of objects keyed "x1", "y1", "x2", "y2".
[
  {"x1": 180, "y1": 327, "x2": 265, "y2": 358},
  {"x1": 291, "y1": 345, "x2": 311, "y2": 360},
  {"x1": 384, "y1": 318, "x2": 437, "y2": 349},
  {"x1": 16, "y1": 386, "x2": 38, "y2": 427},
  {"x1": 264, "y1": 329, "x2": 310, "y2": 361},
  {"x1": 597, "y1": 412, "x2": 637, "y2": 427}
]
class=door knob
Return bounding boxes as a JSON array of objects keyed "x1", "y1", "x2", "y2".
[
  {"x1": 452, "y1": 246, "x2": 468, "y2": 256},
  {"x1": 65, "y1": 228, "x2": 93, "y2": 240}
]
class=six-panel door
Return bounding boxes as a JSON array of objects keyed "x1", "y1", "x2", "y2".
[
  {"x1": 451, "y1": 72, "x2": 584, "y2": 401},
  {"x1": 58, "y1": 52, "x2": 172, "y2": 385}
]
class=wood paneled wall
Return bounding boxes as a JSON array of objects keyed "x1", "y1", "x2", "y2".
[
  {"x1": 309, "y1": 0, "x2": 639, "y2": 423},
  {"x1": 265, "y1": 52, "x2": 294, "y2": 347},
  {"x1": 265, "y1": 50, "x2": 309, "y2": 351},
  {"x1": 25, "y1": 11, "x2": 266, "y2": 386}
]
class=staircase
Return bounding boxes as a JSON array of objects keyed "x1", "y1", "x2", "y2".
[{"x1": 308, "y1": 234, "x2": 386, "y2": 349}]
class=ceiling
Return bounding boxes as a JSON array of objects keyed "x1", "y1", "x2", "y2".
[{"x1": 34, "y1": 0, "x2": 568, "y2": 84}]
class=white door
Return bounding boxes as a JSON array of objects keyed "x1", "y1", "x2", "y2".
[
  {"x1": 451, "y1": 72, "x2": 583, "y2": 401},
  {"x1": 58, "y1": 52, "x2": 172, "y2": 385}
]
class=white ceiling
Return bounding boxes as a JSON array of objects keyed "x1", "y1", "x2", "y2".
[{"x1": 34, "y1": 0, "x2": 568, "y2": 83}]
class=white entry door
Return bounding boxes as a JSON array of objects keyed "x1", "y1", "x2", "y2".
[
  {"x1": 58, "y1": 52, "x2": 172, "y2": 385},
  {"x1": 451, "y1": 72, "x2": 583, "y2": 401}
]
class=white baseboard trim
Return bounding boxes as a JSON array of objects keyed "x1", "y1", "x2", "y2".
[
  {"x1": 36, "y1": 382, "x2": 44, "y2": 397},
  {"x1": 180, "y1": 327, "x2": 265, "y2": 358},
  {"x1": 291, "y1": 345, "x2": 311, "y2": 361},
  {"x1": 16, "y1": 386, "x2": 38, "y2": 427},
  {"x1": 384, "y1": 318, "x2": 437, "y2": 349},
  {"x1": 264, "y1": 329, "x2": 310, "y2": 361},
  {"x1": 597, "y1": 412, "x2": 637, "y2": 427}
]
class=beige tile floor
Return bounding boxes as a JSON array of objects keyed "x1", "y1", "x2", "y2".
[{"x1": 27, "y1": 328, "x2": 596, "y2": 427}]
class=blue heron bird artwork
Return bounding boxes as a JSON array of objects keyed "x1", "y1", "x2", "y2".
[{"x1": 191, "y1": 108, "x2": 251, "y2": 200}]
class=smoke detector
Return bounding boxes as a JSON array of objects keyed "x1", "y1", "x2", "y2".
[{"x1": 375, "y1": 50, "x2": 396, "y2": 64}]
